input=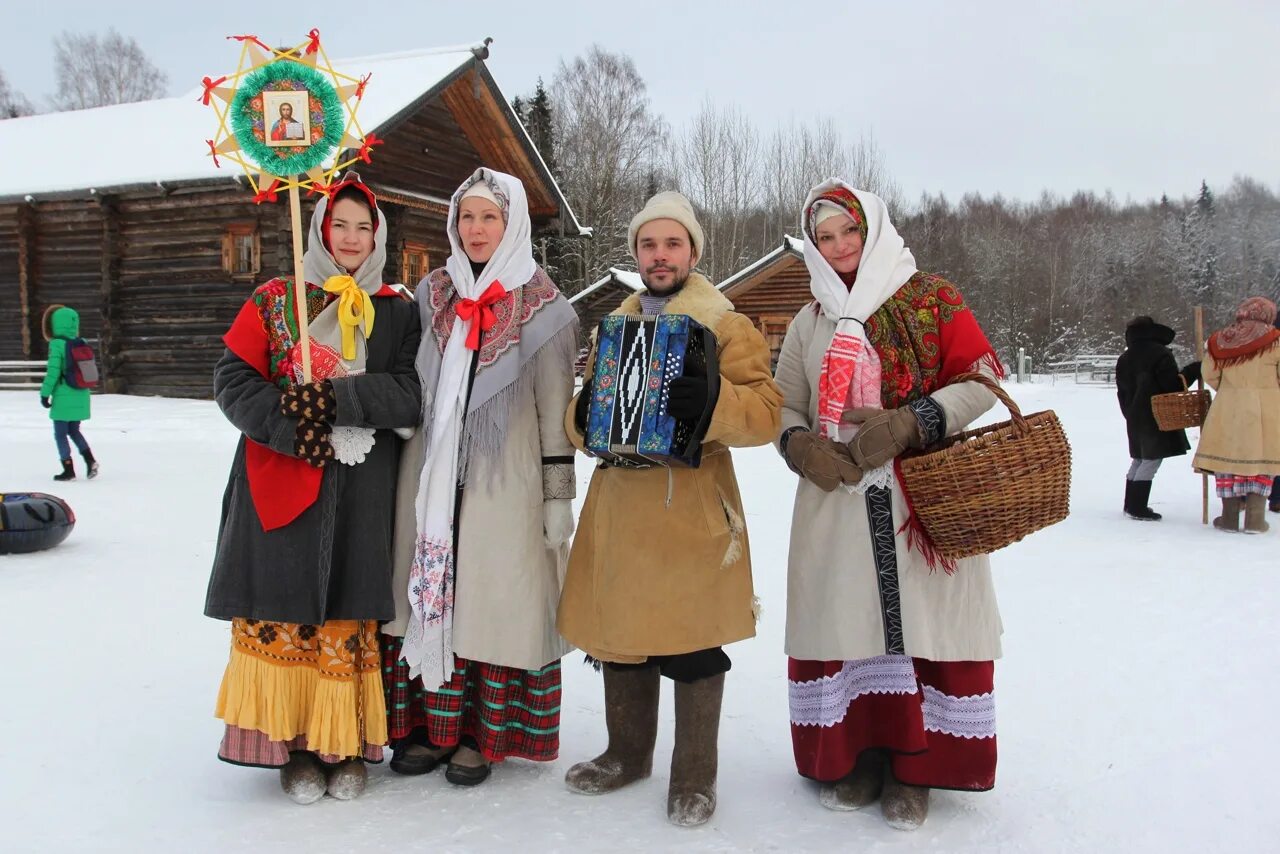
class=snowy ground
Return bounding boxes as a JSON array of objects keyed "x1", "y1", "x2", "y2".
[{"x1": 2, "y1": 382, "x2": 1277, "y2": 853}]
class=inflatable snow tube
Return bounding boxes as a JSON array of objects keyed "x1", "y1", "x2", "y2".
[{"x1": 0, "y1": 493, "x2": 76, "y2": 554}]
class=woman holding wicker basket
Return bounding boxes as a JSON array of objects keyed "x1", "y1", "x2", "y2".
[
  {"x1": 774, "y1": 181, "x2": 1006, "y2": 831},
  {"x1": 1191, "y1": 296, "x2": 1280, "y2": 533}
]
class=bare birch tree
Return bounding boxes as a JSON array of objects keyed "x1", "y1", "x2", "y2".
[{"x1": 50, "y1": 28, "x2": 168, "y2": 111}]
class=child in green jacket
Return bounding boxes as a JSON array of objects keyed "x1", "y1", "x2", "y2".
[{"x1": 40, "y1": 305, "x2": 98, "y2": 481}]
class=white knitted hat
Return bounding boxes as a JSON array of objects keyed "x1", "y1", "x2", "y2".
[{"x1": 627, "y1": 191, "x2": 705, "y2": 263}]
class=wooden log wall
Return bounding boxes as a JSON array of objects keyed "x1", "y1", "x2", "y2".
[
  {"x1": 358, "y1": 100, "x2": 485, "y2": 204},
  {"x1": 113, "y1": 188, "x2": 278, "y2": 398},
  {"x1": 722, "y1": 256, "x2": 813, "y2": 327},
  {"x1": 28, "y1": 201, "x2": 106, "y2": 364},
  {"x1": 0, "y1": 203, "x2": 24, "y2": 360}
]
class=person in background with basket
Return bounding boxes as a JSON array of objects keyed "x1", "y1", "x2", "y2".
[
  {"x1": 773, "y1": 181, "x2": 1005, "y2": 831},
  {"x1": 1115, "y1": 316, "x2": 1202, "y2": 521},
  {"x1": 1191, "y1": 296, "x2": 1280, "y2": 533},
  {"x1": 39, "y1": 304, "x2": 99, "y2": 481}
]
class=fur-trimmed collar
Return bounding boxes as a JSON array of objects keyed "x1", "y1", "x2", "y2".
[{"x1": 611, "y1": 273, "x2": 734, "y2": 333}]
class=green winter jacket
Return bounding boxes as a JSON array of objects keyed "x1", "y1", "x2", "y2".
[{"x1": 40, "y1": 306, "x2": 92, "y2": 422}]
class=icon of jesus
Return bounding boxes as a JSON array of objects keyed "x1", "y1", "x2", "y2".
[{"x1": 270, "y1": 101, "x2": 305, "y2": 142}]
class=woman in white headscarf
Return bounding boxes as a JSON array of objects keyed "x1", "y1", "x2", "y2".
[
  {"x1": 206, "y1": 173, "x2": 422, "y2": 804},
  {"x1": 774, "y1": 181, "x2": 1005, "y2": 830},
  {"x1": 381, "y1": 167, "x2": 579, "y2": 786}
]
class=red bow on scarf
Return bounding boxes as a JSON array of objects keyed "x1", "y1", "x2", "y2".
[{"x1": 455, "y1": 281, "x2": 506, "y2": 351}]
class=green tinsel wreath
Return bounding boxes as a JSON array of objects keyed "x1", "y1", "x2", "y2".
[{"x1": 230, "y1": 60, "x2": 345, "y2": 177}]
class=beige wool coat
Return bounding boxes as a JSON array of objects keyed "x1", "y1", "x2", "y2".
[
  {"x1": 385, "y1": 331, "x2": 579, "y2": 671},
  {"x1": 1192, "y1": 346, "x2": 1280, "y2": 476},
  {"x1": 557, "y1": 274, "x2": 783, "y2": 663},
  {"x1": 775, "y1": 306, "x2": 1005, "y2": 663}
]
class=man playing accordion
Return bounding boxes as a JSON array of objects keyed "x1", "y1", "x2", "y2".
[{"x1": 558, "y1": 191, "x2": 782, "y2": 827}]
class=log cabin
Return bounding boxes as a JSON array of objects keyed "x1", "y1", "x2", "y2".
[{"x1": 716, "y1": 236, "x2": 809, "y2": 367}]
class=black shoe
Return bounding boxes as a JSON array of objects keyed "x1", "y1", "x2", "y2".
[
  {"x1": 83, "y1": 450, "x2": 98, "y2": 479},
  {"x1": 53, "y1": 458, "x2": 75, "y2": 481},
  {"x1": 1270, "y1": 501, "x2": 1280, "y2": 514},
  {"x1": 445, "y1": 743, "x2": 492, "y2": 787},
  {"x1": 389, "y1": 744, "x2": 455, "y2": 776},
  {"x1": 445, "y1": 760, "x2": 492, "y2": 786}
]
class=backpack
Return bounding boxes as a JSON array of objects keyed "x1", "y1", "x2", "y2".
[{"x1": 59, "y1": 337, "x2": 100, "y2": 390}]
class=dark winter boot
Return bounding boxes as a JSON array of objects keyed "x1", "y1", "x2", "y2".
[
  {"x1": 1125, "y1": 480, "x2": 1162, "y2": 521},
  {"x1": 1213, "y1": 497, "x2": 1242, "y2": 532},
  {"x1": 1244, "y1": 494, "x2": 1271, "y2": 534},
  {"x1": 279, "y1": 751, "x2": 326, "y2": 805},
  {"x1": 667, "y1": 673, "x2": 724, "y2": 827},
  {"x1": 565, "y1": 665, "x2": 661, "y2": 795},
  {"x1": 53, "y1": 458, "x2": 75, "y2": 482},
  {"x1": 325, "y1": 758, "x2": 367, "y2": 800},
  {"x1": 82, "y1": 449, "x2": 98, "y2": 479},
  {"x1": 881, "y1": 773, "x2": 930, "y2": 831},
  {"x1": 819, "y1": 748, "x2": 886, "y2": 811}
]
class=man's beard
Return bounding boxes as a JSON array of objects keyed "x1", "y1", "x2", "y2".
[{"x1": 641, "y1": 266, "x2": 690, "y2": 296}]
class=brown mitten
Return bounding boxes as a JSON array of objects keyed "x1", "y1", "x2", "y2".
[
  {"x1": 784, "y1": 430, "x2": 863, "y2": 492},
  {"x1": 842, "y1": 407, "x2": 923, "y2": 470},
  {"x1": 281, "y1": 381, "x2": 337, "y2": 423},
  {"x1": 294, "y1": 419, "x2": 334, "y2": 468}
]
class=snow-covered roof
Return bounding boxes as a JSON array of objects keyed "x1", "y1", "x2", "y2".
[
  {"x1": 0, "y1": 45, "x2": 482, "y2": 200},
  {"x1": 717, "y1": 236, "x2": 805, "y2": 292},
  {"x1": 568, "y1": 267, "x2": 645, "y2": 304},
  {"x1": 0, "y1": 43, "x2": 590, "y2": 239}
]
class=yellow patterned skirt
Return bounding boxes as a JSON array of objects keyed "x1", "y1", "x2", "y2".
[{"x1": 215, "y1": 618, "x2": 387, "y2": 765}]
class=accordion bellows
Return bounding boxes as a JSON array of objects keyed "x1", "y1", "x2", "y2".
[{"x1": 585, "y1": 314, "x2": 719, "y2": 467}]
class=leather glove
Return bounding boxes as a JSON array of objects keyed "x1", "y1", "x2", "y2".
[
  {"x1": 842, "y1": 406, "x2": 924, "y2": 470},
  {"x1": 543, "y1": 498, "x2": 575, "y2": 547},
  {"x1": 574, "y1": 378, "x2": 593, "y2": 432},
  {"x1": 40, "y1": 396, "x2": 52, "y2": 409},
  {"x1": 281, "y1": 381, "x2": 337, "y2": 423},
  {"x1": 1179, "y1": 361, "x2": 1202, "y2": 386},
  {"x1": 667, "y1": 376, "x2": 710, "y2": 420},
  {"x1": 294, "y1": 419, "x2": 334, "y2": 468},
  {"x1": 783, "y1": 430, "x2": 862, "y2": 492}
]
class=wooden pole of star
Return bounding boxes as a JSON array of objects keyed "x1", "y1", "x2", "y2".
[
  {"x1": 1195, "y1": 305, "x2": 1207, "y2": 525},
  {"x1": 288, "y1": 183, "x2": 312, "y2": 383}
]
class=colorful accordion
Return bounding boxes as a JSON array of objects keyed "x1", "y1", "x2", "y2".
[{"x1": 584, "y1": 314, "x2": 719, "y2": 468}]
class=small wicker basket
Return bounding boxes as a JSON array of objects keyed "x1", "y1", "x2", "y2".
[
  {"x1": 898, "y1": 372, "x2": 1072, "y2": 561},
  {"x1": 1151, "y1": 376, "x2": 1210, "y2": 431}
]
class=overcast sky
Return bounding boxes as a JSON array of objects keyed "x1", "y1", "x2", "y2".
[{"x1": 6, "y1": 0, "x2": 1277, "y2": 204}]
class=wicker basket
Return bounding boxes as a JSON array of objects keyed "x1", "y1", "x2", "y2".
[
  {"x1": 898, "y1": 372, "x2": 1072, "y2": 561},
  {"x1": 1151, "y1": 376, "x2": 1210, "y2": 431}
]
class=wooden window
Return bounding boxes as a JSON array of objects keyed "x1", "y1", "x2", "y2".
[
  {"x1": 401, "y1": 241, "x2": 429, "y2": 286},
  {"x1": 222, "y1": 223, "x2": 260, "y2": 279}
]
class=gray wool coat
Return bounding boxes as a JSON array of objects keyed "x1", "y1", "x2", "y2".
[{"x1": 204, "y1": 295, "x2": 422, "y2": 625}]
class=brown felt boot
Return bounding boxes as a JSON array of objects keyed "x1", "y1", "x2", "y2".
[
  {"x1": 1244, "y1": 494, "x2": 1271, "y2": 534},
  {"x1": 1214, "y1": 497, "x2": 1243, "y2": 532},
  {"x1": 881, "y1": 773, "x2": 930, "y2": 831},
  {"x1": 279, "y1": 751, "x2": 326, "y2": 805},
  {"x1": 667, "y1": 673, "x2": 724, "y2": 827},
  {"x1": 819, "y1": 749, "x2": 886, "y2": 811},
  {"x1": 565, "y1": 665, "x2": 660, "y2": 794}
]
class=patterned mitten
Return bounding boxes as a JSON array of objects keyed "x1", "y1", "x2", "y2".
[
  {"x1": 281, "y1": 381, "x2": 337, "y2": 423},
  {"x1": 294, "y1": 419, "x2": 334, "y2": 468}
]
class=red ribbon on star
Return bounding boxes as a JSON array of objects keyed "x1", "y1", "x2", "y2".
[
  {"x1": 253, "y1": 180, "x2": 280, "y2": 204},
  {"x1": 357, "y1": 133, "x2": 384, "y2": 164},
  {"x1": 199, "y1": 76, "x2": 227, "y2": 106}
]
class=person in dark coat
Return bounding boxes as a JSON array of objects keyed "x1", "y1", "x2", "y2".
[
  {"x1": 204, "y1": 175, "x2": 422, "y2": 804},
  {"x1": 1115, "y1": 316, "x2": 1200, "y2": 520}
]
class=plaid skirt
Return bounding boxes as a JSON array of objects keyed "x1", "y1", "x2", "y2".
[
  {"x1": 1215, "y1": 474, "x2": 1274, "y2": 497},
  {"x1": 789, "y1": 655, "x2": 997, "y2": 791},
  {"x1": 381, "y1": 634, "x2": 561, "y2": 762}
]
